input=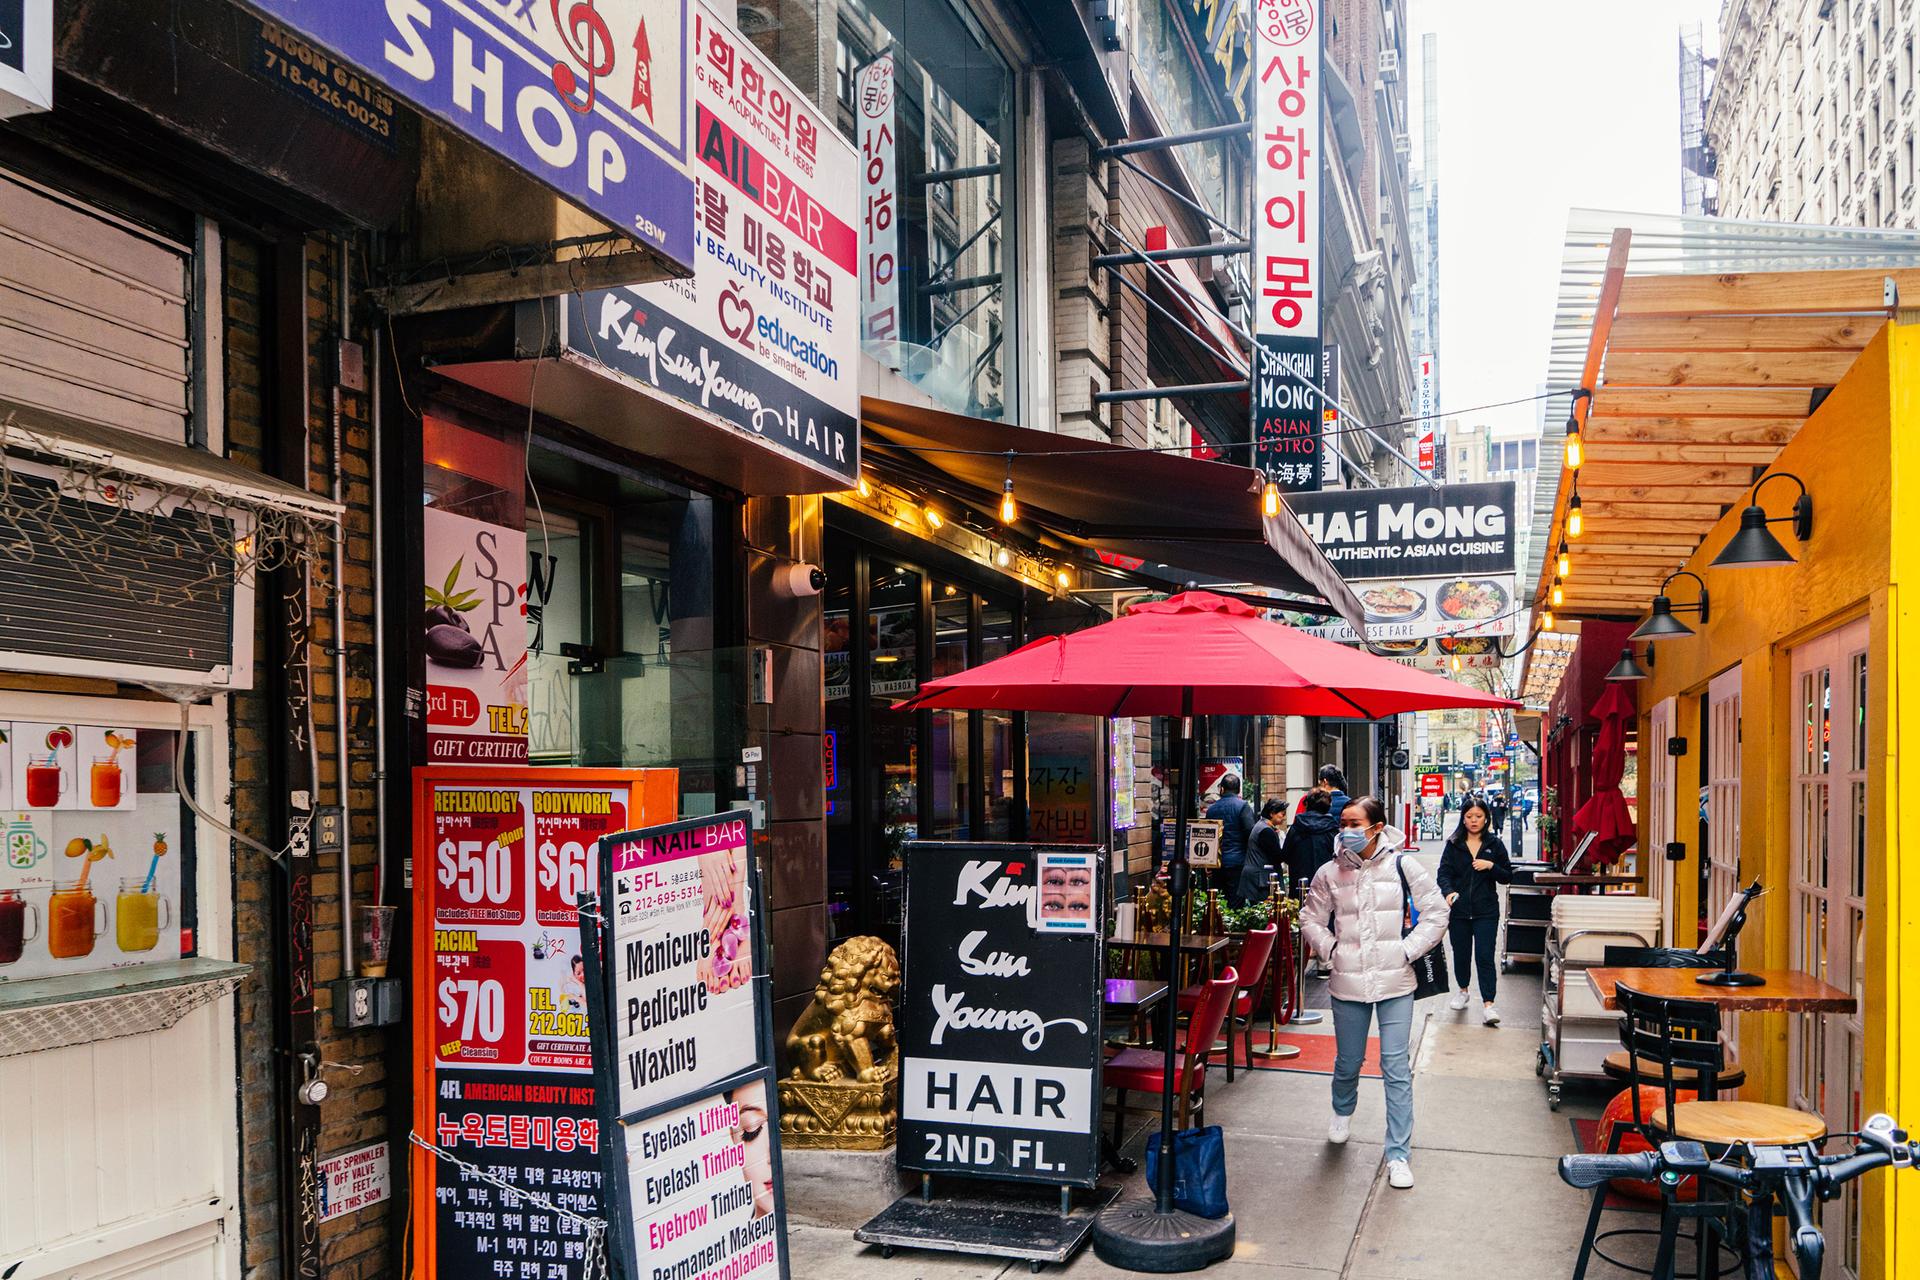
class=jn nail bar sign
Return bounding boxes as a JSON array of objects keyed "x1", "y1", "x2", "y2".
[{"x1": 897, "y1": 842, "x2": 1108, "y2": 1189}]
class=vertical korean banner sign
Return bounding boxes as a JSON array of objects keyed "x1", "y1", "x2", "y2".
[
  {"x1": 411, "y1": 766, "x2": 678, "y2": 1280},
  {"x1": 1252, "y1": 0, "x2": 1323, "y2": 492},
  {"x1": 858, "y1": 53, "x2": 900, "y2": 353},
  {"x1": 582, "y1": 810, "x2": 787, "y2": 1280}
]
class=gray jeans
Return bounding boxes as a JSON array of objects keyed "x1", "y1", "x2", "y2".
[{"x1": 1330, "y1": 992, "x2": 1416, "y2": 1163}]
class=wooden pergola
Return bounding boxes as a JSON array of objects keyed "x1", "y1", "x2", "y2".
[{"x1": 1535, "y1": 227, "x2": 1916, "y2": 623}]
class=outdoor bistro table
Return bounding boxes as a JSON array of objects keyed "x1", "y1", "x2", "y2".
[
  {"x1": 1102, "y1": 977, "x2": 1169, "y2": 1036},
  {"x1": 1587, "y1": 967, "x2": 1856, "y2": 1013},
  {"x1": 1107, "y1": 932, "x2": 1231, "y2": 983}
]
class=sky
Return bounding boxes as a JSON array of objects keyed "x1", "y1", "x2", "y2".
[{"x1": 1406, "y1": 0, "x2": 1724, "y2": 437}]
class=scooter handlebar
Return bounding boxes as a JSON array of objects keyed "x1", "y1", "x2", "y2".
[{"x1": 1558, "y1": 1151, "x2": 1659, "y2": 1190}]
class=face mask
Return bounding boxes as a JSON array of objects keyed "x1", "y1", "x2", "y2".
[{"x1": 1336, "y1": 828, "x2": 1370, "y2": 855}]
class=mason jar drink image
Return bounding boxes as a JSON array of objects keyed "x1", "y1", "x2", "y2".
[
  {"x1": 48, "y1": 878, "x2": 105, "y2": 959},
  {"x1": 90, "y1": 755, "x2": 122, "y2": 808},
  {"x1": 25, "y1": 754, "x2": 64, "y2": 808},
  {"x1": 0, "y1": 889, "x2": 39, "y2": 965},
  {"x1": 115, "y1": 877, "x2": 168, "y2": 953}
]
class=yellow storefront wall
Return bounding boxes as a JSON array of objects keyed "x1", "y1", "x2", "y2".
[{"x1": 1628, "y1": 322, "x2": 1917, "y2": 1278}]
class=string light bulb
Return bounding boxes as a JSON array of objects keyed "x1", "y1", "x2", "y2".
[
  {"x1": 1567, "y1": 491, "x2": 1584, "y2": 539},
  {"x1": 856, "y1": 475, "x2": 872, "y2": 499},
  {"x1": 1552, "y1": 581, "x2": 1564, "y2": 607},
  {"x1": 1543, "y1": 610, "x2": 1556, "y2": 631},
  {"x1": 924, "y1": 506, "x2": 943, "y2": 530},
  {"x1": 1557, "y1": 541, "x2": 1570, "y2": 578},
  {"x1": 996, "y1": 546, "x2": 1011, "y2": 567},
  {"x1": 1000, "y1": 452, "x2": 1018, "y2": 524},
  {"x1": 1055, "y1": 567, "x2": 1072, "y2": 591},
  {"x1": 1564, "y1": 417, "x2": 1583, "y2": 470},
  {"x1": 1450, "y1": 654, "x2": 1462, "y2": 673},
  {"x1": 1262, "y1": 478, "x2": 1280, "y2": 518}
]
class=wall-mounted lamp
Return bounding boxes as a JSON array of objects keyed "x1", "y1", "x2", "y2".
[
  {"x1": 1605, "y1": 646, "x2": 1652, "y2": 682},
  {"x1": 1709, "y1": 472, "x2": 1813, "y2": 568},
  {"x1": 1629, "y1": 570, "x2": 1709, "y2": 641}
]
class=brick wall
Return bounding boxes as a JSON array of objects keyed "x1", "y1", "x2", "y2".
[{"x1": 225, "y1": 233, "x2": 393, "y2": 1279}]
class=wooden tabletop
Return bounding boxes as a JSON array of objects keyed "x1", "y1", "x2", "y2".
[
  {"x1": 1532, "y1": 873, "x2": 1640, "y2": 887},
  {"x1": 1102, "y1": 979, "x2": 1169, "y2": 1017},
  {"x1": 1588, "y1": 967, "x2": 1856, "y2": 1014},
  {"x1": 1107, "y1": 933, "x2": 1231, "y2": 956}
]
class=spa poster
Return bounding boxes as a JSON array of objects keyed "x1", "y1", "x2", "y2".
[{"x1": 410, "y1": 766, "x2": 679, "y2": 1280}]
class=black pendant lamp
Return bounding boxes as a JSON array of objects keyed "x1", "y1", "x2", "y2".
[
  {"x1": 1606, "y1": 647, "x2": 1650, "y2": 681},
  {"x1": 1711, "y1": 472, "x2": 1813, "y2": 568},
  {"x1": 1630, "y1": 570, "x2": 1710, "y2": 641}
]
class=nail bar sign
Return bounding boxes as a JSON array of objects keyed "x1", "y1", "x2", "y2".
[{"x1": 898, "y1": 842, "x2": 1107, "y2": 1189}]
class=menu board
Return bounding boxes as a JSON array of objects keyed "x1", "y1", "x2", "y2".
[
  {"x1": 411, "y1": 766, "x2": 679, "y2": 1280},
  {"x1": 581, "y1": 810, "x2": 788, "y2": 1280},
  {"x1": 898, "y1": 842, "x2": 1107, "y2": 1189},
  {"x1": 0, "y1": 721, "x2": 186, "y2": 982}
]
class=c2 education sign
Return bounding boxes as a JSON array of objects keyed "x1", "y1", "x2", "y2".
[{"x1": 244, "y1": 0, "x2": 695, "y2": 269}]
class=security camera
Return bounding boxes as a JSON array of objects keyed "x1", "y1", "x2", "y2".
[{"x1": 781, "y1": 562, "x2": 827, "y2": 598}]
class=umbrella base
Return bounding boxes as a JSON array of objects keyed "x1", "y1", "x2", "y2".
[{"x1": 1091, "y1": 1197, "x2": 1235, "y2": 1272}]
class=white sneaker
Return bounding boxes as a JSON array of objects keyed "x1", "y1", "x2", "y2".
[
  {"x1": 1482, "y1": 1004, "x2": 1501, "y2": 1026},
  {"x1": 1328, "y1": 1114, "x2": 1351, "y2": 1145},
  {"x1": 1447, "y1": 990, "x2": 1469, "y2": 1011},
  {"x1": 1387, "y1": 1159, "x2": 1414, "y2": 1189}
]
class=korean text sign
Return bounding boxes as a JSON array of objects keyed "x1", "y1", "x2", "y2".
[
  {"x1": 244, "y1": 0, "x2": 694, "y2": 269},
  {"x1": 568, "y1": 0, "x2": 860, "y2": 484},
  {"x1": 1251, "y1": 0, "x2": 1323, "y2": 492},
  {"x1": 410, "y1": 766, "x2": 678, "y2": 1280},
  {"x1": 584, "y1": 810, "x2": 787, "y2": 1280},
  {"x1": 898, "y1": 842, "x2": 1108, "y2": 1188},
  {"x1": 857, "y1": 53, "x2": 899, "y2": 349}
]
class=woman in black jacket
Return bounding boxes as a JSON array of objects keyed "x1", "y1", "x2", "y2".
[{"x1": 1435, "y1": 799, "x2": 1513, "y2": 1024}]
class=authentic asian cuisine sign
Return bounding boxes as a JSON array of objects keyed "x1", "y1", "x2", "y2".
[
  {"x1": 1250, "y1": 0, "x2": 1324, "y2": 492},
  {"x1": 898, "y1": 842, "x2": 1107, "y2": 1189},
  {"x1": 1287, "y1": 481, "x2": 1516, "y2": 579}
]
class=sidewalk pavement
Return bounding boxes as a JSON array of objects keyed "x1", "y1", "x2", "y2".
[{"x1": 789, "y1": 953, "x2": 1666, "y2": 1277}]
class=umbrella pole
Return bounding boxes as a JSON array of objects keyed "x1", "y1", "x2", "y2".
[
  {"x1": 1154, "y1": 712, "x2": 1194, "y2": 1213},
  {"x1": 1093, "y1": 696, "x2": 1235, "y2": 1271}
]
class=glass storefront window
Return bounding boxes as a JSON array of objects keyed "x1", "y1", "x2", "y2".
[
  {"x1": 834, "y1": 0, "x2": 1016, "y2": 420},
  {"x1": 525, "y1": 447, "x2": 735, "y2": 818},
  {"x1": 1130, "y1": 0, "x2": 1249, "y2": 230},
  {"x1": 930, "y1": 589, "x2": 971, "y2": 838},
  {"x1": 981, "y1": 602, "x2": 1015, "y2": 838}
]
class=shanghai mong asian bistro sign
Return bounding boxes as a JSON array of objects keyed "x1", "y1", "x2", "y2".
[{"x1": 245, "y1": 0, "x2": 696, "y2": 272}]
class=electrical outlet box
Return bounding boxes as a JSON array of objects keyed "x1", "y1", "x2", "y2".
[
  {"x1": 1665, "y1": 842, "x2": 1688, "y2": 862},
  {"x1": 332, "y1": 977, "x2": 405, "y2": 1029}
]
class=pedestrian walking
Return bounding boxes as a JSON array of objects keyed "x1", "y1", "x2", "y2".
[
  {"x1": 1301, "y1": 796, "x2": 1449, "y2": 1190},
  {"x1": 1294, "y1": 763, "x2": 1350, "y2": 820},
  {"x1": 1436, "y1": 799, "x2": 1513, "y2": 1025},
  {"x1": 1283, "y1": 790, "x2": 1339, "y2": 976},
  {"x1": 1236, "y1": 796, "x2": 1288, "y2": 906},
  {"x1": 1205, "y1": 774, "x2": 1256, "y2": 888}
]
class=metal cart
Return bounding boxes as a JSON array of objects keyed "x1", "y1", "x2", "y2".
[
  {"x1": 1499, "y1": 860, "x2": 1553, "y2": 972},
  {"x1": 1537, "y1": 918, "x2": 1662, "y2": 1110}
]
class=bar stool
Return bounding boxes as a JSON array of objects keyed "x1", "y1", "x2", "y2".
[{"x1": 1571, "y1": 984, "x2": 1824, "y2": 1280}]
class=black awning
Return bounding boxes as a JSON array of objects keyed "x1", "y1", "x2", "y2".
[{"x1": 861, "y1": 397, "x2": 1366, "y2": 635}]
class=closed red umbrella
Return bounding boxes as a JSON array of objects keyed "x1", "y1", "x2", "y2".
[
  {"x1": 895, "y1": 591, "x2": 1519, "y2": 718},
  {"x1": 892, "y1": 591, "x2": 1513, "y2": 1264},
  {"x1": 1569, "y1": 681, "x2": 1636, "y2": 870}
]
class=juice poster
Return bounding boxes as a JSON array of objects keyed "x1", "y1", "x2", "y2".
[
  {"x1": 0, "y1": 723, "x2": 184, "y2": 981},
  {"x1": 413, "y1": 766, "x2": 678, "y2": 1280}
]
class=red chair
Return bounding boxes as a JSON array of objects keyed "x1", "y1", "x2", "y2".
[
  {"x1": 1105, "y1": 967, "x2": 1237, "y2": 1150},
  {"x1": 1176, "y1": 924, "x2": 1279, "y2": 1082}
]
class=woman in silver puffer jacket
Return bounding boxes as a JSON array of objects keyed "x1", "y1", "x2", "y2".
[{"x1": 1300, "y1": 796, "x2": 1450, "y2": 1190}]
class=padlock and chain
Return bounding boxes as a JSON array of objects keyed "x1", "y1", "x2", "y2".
[{"x1": 407, "y1": 1131, "x2": 611, "y2": 1280}]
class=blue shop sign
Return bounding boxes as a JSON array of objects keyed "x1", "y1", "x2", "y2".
[{"x1": 244, "y1": 0, "x2": 694, "y2": 271}]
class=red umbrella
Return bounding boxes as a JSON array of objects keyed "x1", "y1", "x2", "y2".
[
  {"x1": 895, "y1": 591, "x2": 1519, "y2": 718},
  {"x1": 892, "y1": 591, "x2": 1513, "y2": 1249},
  {"x1": 1568, "y1": 681, "x2": 1636, "y2": 870}
]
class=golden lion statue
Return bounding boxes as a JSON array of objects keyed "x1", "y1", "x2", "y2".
[{"x1": 778, "y1": 937, "x2": 900, "y2": 1149}]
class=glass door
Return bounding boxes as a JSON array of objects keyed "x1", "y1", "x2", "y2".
[
  {"x1": 1705, "y1": 666, "x2": 1743, "y2": 1060},
  {"x1": 1789, "y1": 618, "x2": 1869, "y2": 1277},
  {"x1": 1646, "y1": 697, "x2": 1676, "y2": 942}
]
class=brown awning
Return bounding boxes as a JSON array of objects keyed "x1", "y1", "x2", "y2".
[{"x1": 861, "y1": 397, "x2": 1367, "y2": 635}]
